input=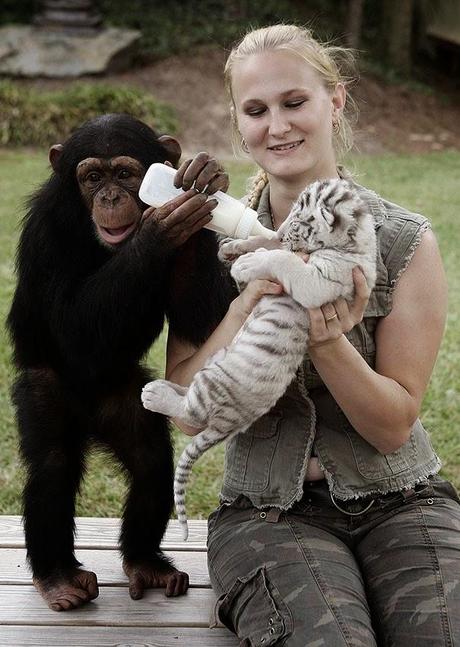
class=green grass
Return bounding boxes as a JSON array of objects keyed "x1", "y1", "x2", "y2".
[{"x1": 0, "y1": 149, "x2": 458, "y2": 519}]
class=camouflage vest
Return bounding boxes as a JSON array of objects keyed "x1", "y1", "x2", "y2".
[{"x1": 220, "y1": 179, "x2": 441, "y2": 508}]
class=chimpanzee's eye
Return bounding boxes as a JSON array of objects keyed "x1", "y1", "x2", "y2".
[
  {"x1": 118, "y1": 169, "x2": 131, "y2": 179},
  {"x1": 87, "y1": 172, "x2": 102, "y2": 183}
]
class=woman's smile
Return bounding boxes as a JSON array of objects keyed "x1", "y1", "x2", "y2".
[{"x1": 267, "y1": 139, "x2": 305, "y2": 153}]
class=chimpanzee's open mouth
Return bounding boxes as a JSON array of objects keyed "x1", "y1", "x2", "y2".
[{"x1": 98, "y1": 222, "x2": 137, "y2": 245}]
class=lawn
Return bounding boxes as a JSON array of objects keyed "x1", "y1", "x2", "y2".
[{"x1": 0, "y1": 149, "x2": 458, "y2": 518}]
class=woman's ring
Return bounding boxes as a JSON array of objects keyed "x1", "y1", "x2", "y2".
[{"x1": 325, "y1": 313, "x2": 338, "y2": 322}]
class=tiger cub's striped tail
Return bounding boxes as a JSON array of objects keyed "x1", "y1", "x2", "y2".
[{"x1": 174, "y1": 430, "x2": 221, "y2": 541}]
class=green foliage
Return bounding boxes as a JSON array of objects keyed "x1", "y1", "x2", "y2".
[
  {"x1": 97, "y1": 0, "x2": 341, "y2": 61},
  {"x1": 0, "y1": 81, "x2": 177, "y2": 147},
  {"x1": 0, "y1": 0, "x2": 341, "y2": 51},
  {"x1": 0, "y1": 0, "x2": 37, "y2": 25},
  {"x1": 0, "y1": 151, "x2": 458, "y2": 520},
  {"x1": 0, "y1": 0, "x2": 323, "y2": 66}
]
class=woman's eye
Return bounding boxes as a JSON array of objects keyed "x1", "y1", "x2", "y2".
[
  {"x1": 246, "y1": 107, "x2": 266, "y2": 117},
  {"x1": 286, "y1": 99, "x2": 306, "y2": 108}
]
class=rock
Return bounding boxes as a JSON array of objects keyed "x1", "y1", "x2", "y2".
[
  {"x1": 0, "y1": 25, "x2": 141, "y2": 78},
  {"x1": 408, "y1": 133, "x2": 435, "y2": 142}
]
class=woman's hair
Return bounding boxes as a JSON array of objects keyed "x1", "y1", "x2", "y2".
[{"x1": 224, "y1": 24, "x2": 358, "y2": 208}]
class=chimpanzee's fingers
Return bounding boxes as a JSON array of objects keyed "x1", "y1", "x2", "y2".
[
  {"x1": 169, "y1": 214, "x2": 214, "y2": 248},
  {"x1": 184, "y1": 212, "x2": 215, "y2": 239},
  {"x1": 168, "y1": 198, "x2": 217, "y2": 233},
  {"x1": 128, "y1": 574, "x2": 145, "y2": 600},
  {"x1": 192, "y1": 158, "x2": 222, "y2": 193},
  {"x1": 204, "y1": 170, "x2": 229, "y2": 195},
  {"x1": 164, "y1": 200, "x2": 217, "y2": 246},
  {"x1": 181, "y1": 152, "x2": 214, "y2": 190},
  {"x1": 161, "y1": 194, "x2": 211, "y2": 229},
  {"x1": 173, "y1": 158, "x2": 193, "y2": 188},
  {"x1": 166, "y1": 571, "x2": 189, "y2": 597},
  {"x1": 145, "y1": 190, "x2": 203, "y2": 223}
]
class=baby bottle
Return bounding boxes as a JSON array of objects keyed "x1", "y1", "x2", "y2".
[{"x1": 139, "y1": 163, "x2": 277, "y2": 239}]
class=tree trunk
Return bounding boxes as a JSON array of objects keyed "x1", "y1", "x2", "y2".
[
  {"x1": 382, "y1": 0, "x2": 414, "y2": 75},
  {"x1": 345, "y1": 0, "x2": 365, "y2": 49}
]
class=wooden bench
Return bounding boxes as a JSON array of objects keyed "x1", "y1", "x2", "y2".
[{"x1": 0, "y1": 516, "x2": 238, "y2": 646}]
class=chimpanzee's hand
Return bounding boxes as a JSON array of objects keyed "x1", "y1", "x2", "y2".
[
  {"x1": 141, "y1": 190, "x2": 217, "y2": 249},
  {"x1": 173, "y1": 152, "x2": 229, "y2": 194}
]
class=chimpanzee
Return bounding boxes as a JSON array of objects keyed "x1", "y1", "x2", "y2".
[{"x1": 7, "y1": 113, "x2": 235, "y2": 611}]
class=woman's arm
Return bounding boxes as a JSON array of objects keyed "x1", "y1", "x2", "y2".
[
  {"x1": 308, "y1": 230, "x2": 447, "y2": 454},
  {"x1": 166, "y1": 279, "x2": 284, "y2": 435}
]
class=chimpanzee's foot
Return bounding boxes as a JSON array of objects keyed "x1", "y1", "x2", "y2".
[
  {"x1": 33, "y1": 568, "x2": 99, "y2": 611},
  {"x1": 123, "y1": 558, "x2": 189, "y2": 598}
]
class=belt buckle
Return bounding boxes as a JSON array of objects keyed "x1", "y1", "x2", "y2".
[{"x1": 329, "y1": 491, "x2": 375, "y2": 516}]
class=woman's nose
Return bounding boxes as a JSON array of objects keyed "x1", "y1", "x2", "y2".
[{"x1": 268, "y1": 110, "x2": 291, "y2": 137}]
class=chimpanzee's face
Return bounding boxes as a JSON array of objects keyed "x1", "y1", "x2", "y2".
[{"x1": 76, "y1": 156, "x2": 147, "y2": 247}]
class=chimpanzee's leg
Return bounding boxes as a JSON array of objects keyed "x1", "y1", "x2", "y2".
[
  {"x1": 12, "y1": 369, "x2": 99, "y2": 611},
  {"x1": 95, "y1": 367, "x2": 189, "y2": 598}
]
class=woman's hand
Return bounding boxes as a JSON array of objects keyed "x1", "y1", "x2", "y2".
[
  {"x1": 173, "y1": 152, "x2": 229, "y2": 194},
  {"x1": 229, "y1": 279, "x2": 283, "y2": 321},
  {"x1": 307, "y1": 267, "x2": 371, "y2": 349}
]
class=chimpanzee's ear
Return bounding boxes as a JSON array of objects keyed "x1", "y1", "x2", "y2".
[
  {"x1": 158, "y1": 135, "x2": 182, "y2": 168},
  {"x1": 49, "y1": 144, "x2": 64, "y2": 173}
]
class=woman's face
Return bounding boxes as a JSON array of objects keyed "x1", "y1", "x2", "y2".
[{"x1": 232, "y1": 49, "x2": 345, "y2": 182}]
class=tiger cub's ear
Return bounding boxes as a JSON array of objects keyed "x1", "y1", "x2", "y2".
[
  {"x1": 347, "y1": 222, "x2": 358, "y2": 242},
  {"x1": 316, "y1": 204, "x2": 338, "y2": 230}
]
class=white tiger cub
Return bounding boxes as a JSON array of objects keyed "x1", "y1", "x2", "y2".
[{"x1": 142, "y1": 179, "x2": 377, "y2": 539}]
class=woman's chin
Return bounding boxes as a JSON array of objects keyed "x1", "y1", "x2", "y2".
[{"x1": 264, "y1": 155, "x2": 317, "y2": 181}]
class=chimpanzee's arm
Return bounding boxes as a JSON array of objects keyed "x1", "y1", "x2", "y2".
[
  {"x1": 165, "y1": 229, "x2": 238, "y2": 347},
  {"x1": 16, "y1": 229, "x2": 233, "y2": 383},
  {"x1": 46, "y1": 233, "x2": 175, "y2": 378},
  {"x1": 9, "y1": 220, "x2": 175, "y2": 382}
]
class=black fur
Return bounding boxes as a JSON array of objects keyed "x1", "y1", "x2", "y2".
[{"x1": 7, "y1": 113, "x2": 235, "y2": 580}]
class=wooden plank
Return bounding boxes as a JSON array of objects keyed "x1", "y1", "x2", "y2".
[
  {"x1": 0, "y1": 585, "x2": 220, "y2": 627},
  {"x1": 0, "y1": 516, "x2": 208, "y2": 550},
  {"x1": 0, "y1": 517, "x2": 234, "y2": 644},
  {"x1": 0, "y1": 625, "x2": 239, "y2": 646},
  {"x1": 0, "y1": 548, "x2": 211, "y2": 587}
]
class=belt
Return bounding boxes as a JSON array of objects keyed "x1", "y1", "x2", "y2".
[{"x1": 329, "y1": 479, "x2": 431, "y2": 517}]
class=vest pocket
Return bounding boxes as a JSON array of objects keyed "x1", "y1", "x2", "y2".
[
  {"x1": 340, "y1": 411, "x2": 418, "y2": 480},
  {"x1": 224, "y1": 411, "x2": 282, "y2": 492}
]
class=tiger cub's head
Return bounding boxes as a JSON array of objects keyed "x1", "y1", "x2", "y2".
[{"x1": 278, "y1": 179, "x2": 369, "y2": 253}]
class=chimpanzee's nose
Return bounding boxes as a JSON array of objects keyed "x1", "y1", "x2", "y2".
[{"x1": 101, "y1": 190, "x2": 121, "y2": 207}]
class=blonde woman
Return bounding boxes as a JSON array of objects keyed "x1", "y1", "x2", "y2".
[{"x1": 166, "y1": 25, "x2": 459, "y2": 646}]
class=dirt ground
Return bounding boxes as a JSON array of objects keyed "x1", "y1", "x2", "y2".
[
  {"x1": 114, "y1": 47, "x2": 460, "y2": 157},
  {"x1": 30, "y1": 46, "x2": 460, "y2": 158}
]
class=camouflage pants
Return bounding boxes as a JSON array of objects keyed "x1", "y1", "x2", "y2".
[{"x1": 207, "y1": 476, "x2": 460, "y2": 646}]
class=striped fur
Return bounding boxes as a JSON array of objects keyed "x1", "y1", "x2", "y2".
[{"x1": 142, "y1": 179, "x2": 376, "y2": 539}]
